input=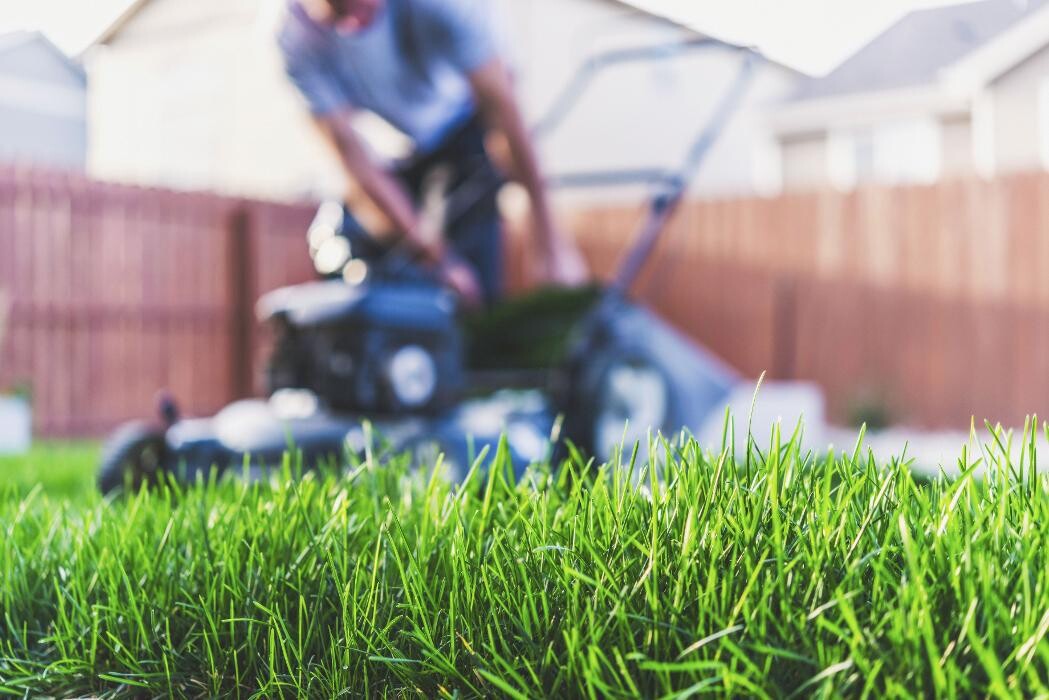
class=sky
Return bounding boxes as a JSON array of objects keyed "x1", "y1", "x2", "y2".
[
  {"x1": 0, "y1": 0, "x2": 962, "y2": 73},
  {"x1": 622, "y1": 0, "x2": 960, "y2": 74}
]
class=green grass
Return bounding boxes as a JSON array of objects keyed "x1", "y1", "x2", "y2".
[
  {"x1": 1, "y1": 421, "x2": 1048, "y2": 698},
  {"x1": 0, "y1": 441, "x2": 99, "y2": 503}
]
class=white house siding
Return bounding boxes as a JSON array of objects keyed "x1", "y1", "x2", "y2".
[
  {"x1": 0, "y1": 36, "x2": 86, "y2": 170},
  {"x1": 779, "y1": 132, "x2": 831, "y2": 190},
  {"x1": 988, "y1": 42, "x2": 1049, "y2": 173},
  {"x1": 87, "y1": 0, "x2": 343, "y2": 200},
  {"x1": 939, "y1": 113, "x2": 974, "y2": 177},
  {"x1": 777, "y1": 109, "x2": 976, "y2": 191},
  {"x1": 0, "y1": 109, "x2": 84, "y2": 168}
]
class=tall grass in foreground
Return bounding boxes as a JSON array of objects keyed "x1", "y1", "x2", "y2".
[{"x1": 1, "y1": 422, "x2": 1048, "y2": 698}]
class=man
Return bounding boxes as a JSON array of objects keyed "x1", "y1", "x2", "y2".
[{"x1": 278, "y1": 0, "x2": 587, "y2": 305}]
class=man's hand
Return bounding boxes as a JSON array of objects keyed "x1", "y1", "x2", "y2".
[
  {"x1": 437, "y1": 254, "x2": 483, "y2": 308},
  {"x1": 312, "y1": 109, "x2": 434, "y2": 256},
  {"x1": 539, "y1": 234, "x2": 589, "y2": 286},
  {"x1": 410, "y1": 218, "x2": 447, "y2": 265},
  {"x1": 532, "y1": 217, "x2": 588, "y2": 285}
]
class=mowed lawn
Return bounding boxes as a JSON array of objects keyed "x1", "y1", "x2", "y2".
[
  {"x1": 1, "y1": 424, "x2": 1048, "y2": 698},
  {"x1": 0, "y1": 442, "x2": 100, "y2": 503}
]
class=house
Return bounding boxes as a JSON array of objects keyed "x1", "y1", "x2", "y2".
[
  {"x1": 85, "y1": 0, "x2": 336, "y2": 199},
  {"x1": 769, "y1": 0, "x2": 1049, "y2": 191},
  {"x1": 0, "y1": 31, "x2": 86, "y2": 170},
  {"x1": 83, "y1": 0, "x2": 800, "y2": 203}
]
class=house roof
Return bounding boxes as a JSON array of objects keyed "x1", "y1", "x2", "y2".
[
  {"x1": 0, "y1": 30, "x2": 87, "y2": 83},
  {"x1": 94, "y1": 0, "x2": 695, "y2": 46},
  {"x1": 91, "y1": 0, "x2": 150, "y2": 47},
  {"x1": 601, "y1": 0, "x2": 800, "y2": 75},
  {"x1": 791, "y1": 0, "x2": 1049, "y2": 102},
  {"x1": 93, "y1": 0, "x2": 769, "y2": 59},
  {"x1": 89, "y1": 0, "x2": 795, "y2": 85}
]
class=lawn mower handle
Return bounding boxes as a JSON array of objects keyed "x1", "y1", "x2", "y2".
[
  {"x1": 379, "y1": 39, "x2": 757, "y2": 294},
  {"x1": 440, "y1": 38, "x2": 757, "y2": 295},
  {"x1": 610, "y1": 49, "x2": 756, "y2": 294}
]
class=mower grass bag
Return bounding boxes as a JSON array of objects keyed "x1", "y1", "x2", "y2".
[{"x1": 464, "y1": 284, "x2": 603, "y2": 371}]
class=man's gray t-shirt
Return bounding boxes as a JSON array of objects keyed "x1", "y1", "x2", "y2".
[{"x1": 278, "y1": 0, "x2": 497, "y2": 154}]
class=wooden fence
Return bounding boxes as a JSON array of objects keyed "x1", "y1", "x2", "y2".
[
  {"x1": 558, "y1": 172, "x2": 1049, "y2": 428},
  {"x1": 0, "y1": 168, "x2": 315, "y2": 436},
  {"x1": 3, "y1": 167, "x2": 1049, "y2": 436}
]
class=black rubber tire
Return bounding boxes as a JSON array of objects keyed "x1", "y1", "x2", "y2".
[
  {"x1": 265, "y1": 324, "x2": 308, "y2": 396},
  {"x1": 97, "y1": 421, "x2": 169, "y2": 495},
  {"x1": 572, "y1": 346, "x2": 677, "y2": 462}
]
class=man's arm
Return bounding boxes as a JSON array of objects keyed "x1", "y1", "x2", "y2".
[
  {"x1": 468, "y1": 58, "x2": 587, "y2": 283},
  {"x1": 311, "y1": 110, "x2": 482, "y2": 302},
  {"x1": 311, "y1": 110, "x2": 443, "y2": 262}
]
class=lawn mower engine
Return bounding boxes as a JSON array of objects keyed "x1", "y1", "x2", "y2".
[
  {"x1": 262, "y1": 199, "x2": 464, "y2": 417},
  {"x1": 260, "y1": 280, "x2": 463, "y2": 417}
]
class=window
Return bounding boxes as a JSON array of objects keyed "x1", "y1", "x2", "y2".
[{"x1": 828, "y1": 118, "x2": 941, "y2": 189}]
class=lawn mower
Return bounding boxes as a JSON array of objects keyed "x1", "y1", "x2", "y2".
[{"x1": 98, "y1": 39, "x2": 755, "y2": 493}]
